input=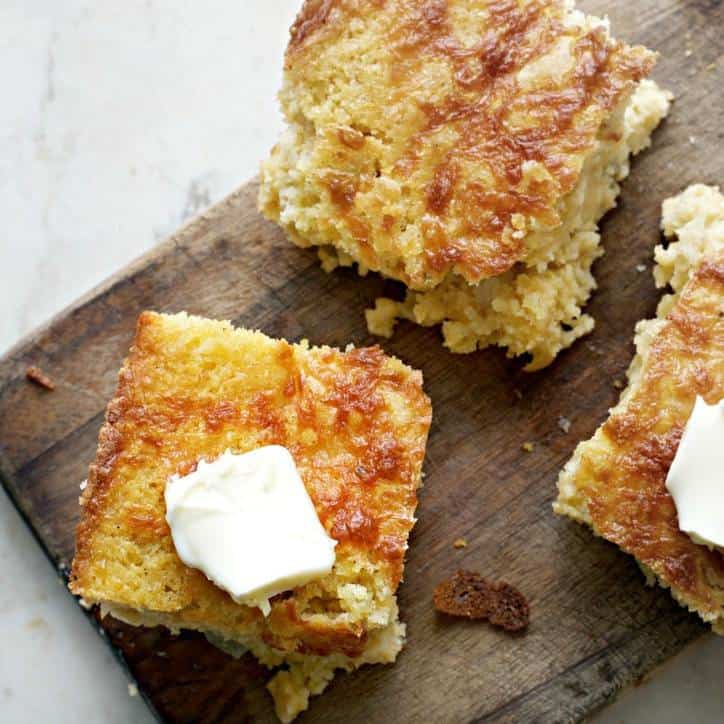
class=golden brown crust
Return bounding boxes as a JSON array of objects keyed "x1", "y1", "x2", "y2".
[
  {"x1": 271, "y1": 0, "x2": 656, "y2": 288},
  {"x1": 287, "y1": 0, "x2": 339, "y2": 55},
  {"x1": 264, "y1": 599, "x2": 367, "y2": 657},
  {"x1": 433, "y1": 570, "x2": 530, "y2": 631},
  {"x1": 70, "y1": 312, "x2": 431, "y2": 657},
  {"x1": 72, "y1": 390, "x2": 129, "y2": 585},
  {"x1": 572, "y1": 254, "x2": 724, "y2": 618}
]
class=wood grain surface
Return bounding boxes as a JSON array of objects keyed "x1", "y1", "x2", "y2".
[{"x1": 1, "y1": 1, "x2": 722, "y2": 722}]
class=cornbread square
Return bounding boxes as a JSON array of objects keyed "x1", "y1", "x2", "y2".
[
  {"x1": 70, "y1": 311, "x2": 431, "y2": 722},
  {"x1": 555, "y1": 185, "x2": 724, "y2": 631},
  {"x1": 260, "y1": 0, "x2": 671, "y2": 369}
]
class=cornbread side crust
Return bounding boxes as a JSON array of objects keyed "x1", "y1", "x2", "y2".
[
  {"x1": 260, "y1": 0, "x2": 671, "y2": 368},
  {"x1": 70, "y1": 311, "x2": 431, "y2": 722},
  {"x1": 555, "y1": 185, "x2": 724, "y2": 632}
]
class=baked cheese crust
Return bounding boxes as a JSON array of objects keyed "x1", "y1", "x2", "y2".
[
  {"x1": 555, "y1": 185, "x2": 724, "y2": 632},
  {"x1": 70, "y1": 311, "x2": 431, "y2": 721},
  {"x1": 262, "y1": 0, "x2": 655, "y2": 289},
  {"x1": 260, "y1": 0, "x2": 669, "y2": 367}
]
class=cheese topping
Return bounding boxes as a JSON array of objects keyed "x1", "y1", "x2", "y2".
[
  {"x1": 165, "y1": 446, "x2": 337, "y2": 615},
  {"x1": 665, "y1": 397, "x2": 724, "y2": 550}
]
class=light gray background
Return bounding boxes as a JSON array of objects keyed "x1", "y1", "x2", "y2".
[{"x1": 0, "y1": 2, "x2": 721, "y2": 722}]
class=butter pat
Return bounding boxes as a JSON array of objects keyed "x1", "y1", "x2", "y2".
[
  {"x1": 666, "y1": 397, "x2": 724, "y2": 549},
  {"x1": 165, "y1": 446, "x2": 337, "y2": 615}
]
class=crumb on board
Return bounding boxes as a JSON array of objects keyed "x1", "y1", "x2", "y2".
[
  {"x1": 521, "y1": 441, "x2": 534, "y2": 453},
  {"x1": 612, "y1": 379, "x2": 625, "y2": 389},
  {"x1": 684, "y1": 49, "x2": 693, "y2": 58},
  {"x1": 513, "y1": 389, "x2": 523, "y2": 401},
  {"x1": 689, "y1": 136, "x2": 697, "y2": 145},
  {"x1": 128, "y1": 683, "x2": 139, "y2": 697},
  {"x1": 25, "y1": 366, "x2": 55, "y2": 390},
  {"x1": 433, "y1": 570, "x2": 529, "y2": 632},
  {"x1": 586, "y1": 342, "x2": 602, "y2": 355},
  {"x1": 80, "y1": 480, "x2": 88, "y2": 491},
  {"x1": 636, "y1": 264, "x2": 647, "y2": 273},
  {"x1": 453, "y1": 538, "x2": 467, "y2": 549},
  {"x1": 557, "y1": 416, "x2": 571, "y2": 434}
]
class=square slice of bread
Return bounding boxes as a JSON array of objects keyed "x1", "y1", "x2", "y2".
[
  {"x1": 555, "y1": 185, "x2": 724, "y2": 632},
  {"x1": 70, "y1": 311, "x2": 431, "y2": 722},
  {"x1": 260, "y1": 0, "x2": 671, "y2": 368}
]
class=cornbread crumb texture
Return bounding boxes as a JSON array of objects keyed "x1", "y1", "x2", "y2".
[
  {"x1": 555, "y1": 185, "x2": 724, "y2": 632},
  {"x1": 261, "y1": 0, "x2": 670, "y2": 368},
  {"x1": 656, "y1": 184, "x2": 724, "y2": 313},
  {"x1": 70, "y1": 311, "x2": 431, "y2": 722},
  {"x1": 433, "y1": 570, "x2": 530, "y2": 632}
]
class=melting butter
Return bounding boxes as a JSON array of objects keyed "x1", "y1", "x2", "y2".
[
  {"x1": 666, "y1": 396, "x2": 724, "y2": 550},
  {"x1": 165, "y1": 446, "x2": 337, "y2": 615}
]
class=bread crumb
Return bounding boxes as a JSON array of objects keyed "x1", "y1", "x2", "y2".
[
  {"x1": 128, "y1": 683, "x2": 139, "y2": 697},
  {"x1": 557, "y1": 416, "x2": 571, "y2": 434},
  {"x1": 684, "y1": 49, "x2": 693, "y2": 58},
  {"x1": 433, "y1": 570, "x2": 529, "y2": 632},
  {"x1": 521, "y1": 441, "x2": 534, "y2": 453},
  {"x1": 636, "y1": 264, "x2": 647, "y2": 273},
  {"x1": 689, "y1": 136, "x2": 697, "y2": 145},
  {"x1": 513, "y1": 389, "x2": 523, "y2": 401},
  {"x1": 78, "y1": 597, "x2": 92, "y2": 610},
  {"x1": 26, "y1": 366, "x2": 55, "y2": 390},
  {"x1": 80, "y1": 480, "x2": 88, "y2": 491},
  {"x1": 453, "y1": 538, "x2": 467, "y2": 549},
  {"x1": 613, "y1": 379, "x2": 625, "y2": 389}
]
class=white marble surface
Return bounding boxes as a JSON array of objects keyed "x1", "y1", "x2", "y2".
[{"x1": 0, "y1": 2, "x2": 721, "y2": 723}]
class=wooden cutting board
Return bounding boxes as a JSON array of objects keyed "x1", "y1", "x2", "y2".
[{"x1": 1, "y1": 1, "x2": 722, "y2": 721}]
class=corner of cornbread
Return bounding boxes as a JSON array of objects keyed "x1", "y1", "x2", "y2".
[
  {"x1": 70, "y1": 311, "x2": 431, "y2": 722},
  {"x1": 555, "y1": 184, "x2": 724, "y2": 632}
]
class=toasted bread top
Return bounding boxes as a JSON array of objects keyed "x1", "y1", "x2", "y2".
[
  {"x1": 70, "y1": 312, "x2": 431, "y2": 656},
  {"x1": 262, "y1": 0, "x2": 655, "y2": 290},
  {"x1": 563, "y1": 254, "x2": 724, "y2": 620}
]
